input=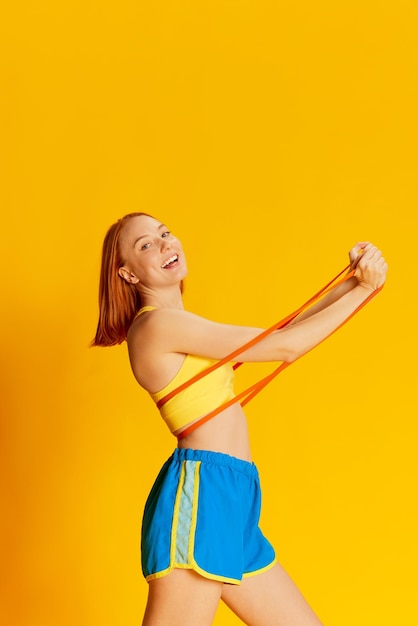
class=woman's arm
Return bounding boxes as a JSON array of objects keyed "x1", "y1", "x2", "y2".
[
  {"x1": 133, "y1": 243, "x2": 387, "y2": 364},
  {"x1": 287, "y1": 242, "x2": 368, "y2": 325}
]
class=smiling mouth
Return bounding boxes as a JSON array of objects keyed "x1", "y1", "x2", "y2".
[{"x1": 161, "y1": 254, "x2": 179, "y2": 269}]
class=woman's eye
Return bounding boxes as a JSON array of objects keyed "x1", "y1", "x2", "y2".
[
  {"x1": 141, "y1": 242, "x2": 151, "y2": 250},
  {"x1": 161, "y1": 231, "x2": 171, "y2": 238}
]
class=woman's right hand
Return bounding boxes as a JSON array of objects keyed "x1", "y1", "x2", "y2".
[{"x1": 354, "y1": 243, "x2": 388, "y2": 292}]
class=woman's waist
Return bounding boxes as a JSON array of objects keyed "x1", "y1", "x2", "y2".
[{"x1": 176, "y1": 404, "x2": 252, "y2": 462}]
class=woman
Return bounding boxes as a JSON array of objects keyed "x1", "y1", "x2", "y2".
[{"x1": 93, "y1": 212, "x2": 387, "y2": 626}]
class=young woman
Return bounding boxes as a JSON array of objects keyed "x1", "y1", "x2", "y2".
[{"x1": 93, "y1": 212, "x2": 387, "y2": 626}]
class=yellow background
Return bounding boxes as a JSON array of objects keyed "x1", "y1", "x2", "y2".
[{"x1": 1, "y1": 1, "x2": 417, "y2": 624}]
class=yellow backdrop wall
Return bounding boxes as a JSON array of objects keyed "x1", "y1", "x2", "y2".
[{"x1": 1, "y1": 1, "x2": 417, "y2": 624}]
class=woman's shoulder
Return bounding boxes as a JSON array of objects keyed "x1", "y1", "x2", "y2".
[
  {"x1": 127, "y1": 307, "x2": 201, "y2": 349},
  {"x1": 126, "y1": 308, "x2": 195, "y2": 392}
]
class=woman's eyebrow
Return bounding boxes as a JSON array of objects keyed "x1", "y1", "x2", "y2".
[{"x1": 133, "y1": 224, "x2": 166, "y2": 247}]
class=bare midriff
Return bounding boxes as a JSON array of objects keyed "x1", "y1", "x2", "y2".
[{"x1": 175, "y1": 403, "x2": 252, "y2": 462}]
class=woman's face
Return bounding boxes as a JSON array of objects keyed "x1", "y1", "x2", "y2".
[{"x1": 118, "y1": 214, "x2": 187, "y2": 288}]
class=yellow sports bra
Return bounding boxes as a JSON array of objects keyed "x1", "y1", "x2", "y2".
[{"x1": 135, "y1": 306, "x2": 236, "y2": 434}]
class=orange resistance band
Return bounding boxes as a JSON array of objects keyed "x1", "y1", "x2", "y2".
[{"x1": 156, "y1": 266, "x2": 383, "y2": 440}]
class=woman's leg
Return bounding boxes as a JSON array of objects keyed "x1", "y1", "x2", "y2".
[
  {"x1": 142, "y1": 569, "x2": 224, "y2": 626},
  {"x1": 221, "y1": 562, "x2": 324, "y2": 626}
]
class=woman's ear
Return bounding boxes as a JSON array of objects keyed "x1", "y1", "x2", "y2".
[{"x1": 118, "y1": 267, "x2": 140, "y2": 284}]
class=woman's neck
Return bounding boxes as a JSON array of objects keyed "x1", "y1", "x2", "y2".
[{"x1": 139, "y1": 286, "x2": 184, "y2": 311}]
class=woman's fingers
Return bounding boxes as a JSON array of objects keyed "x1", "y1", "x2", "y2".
[
  {"x1": 349, "y1": 241, "x2": 370, "y2": 267},
  {"x1": 349, "y1": 242, "x2": 388, "y2": 290},
  {"x1": 359, "y1": 244, "x2": 380, "y2": 263},
  {"x1": 353, "y1": 243, "x2": 387, "y2": 290}
]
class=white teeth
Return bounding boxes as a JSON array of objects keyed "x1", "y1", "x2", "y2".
[{"x1": 161, "y1": 254, "x2": 178, "y2": 268}]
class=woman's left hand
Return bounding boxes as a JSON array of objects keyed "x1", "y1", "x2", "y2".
[{"x1": 348, "y1": 241, "x2": 370, "y2": 271}]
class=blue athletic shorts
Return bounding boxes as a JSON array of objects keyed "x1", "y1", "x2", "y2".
[{"x1": 141, "y1": 448, "x2": 276, "y2": 585}]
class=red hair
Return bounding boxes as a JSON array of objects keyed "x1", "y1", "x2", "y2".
[{"x1": 91, "y1": 212, "x2": 152, "y2": 347}]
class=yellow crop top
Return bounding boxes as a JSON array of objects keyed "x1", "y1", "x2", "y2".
[{"x1": 135, "y1": 306, "x2": 236, "y2": 433}]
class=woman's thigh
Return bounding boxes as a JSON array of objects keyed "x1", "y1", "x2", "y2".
[
  {"x1": 142, "y1": 569, "x2": 224, "y2": 626},
  {"x1": 221, "y1": 562, "x2": 324, "y2": 626}
]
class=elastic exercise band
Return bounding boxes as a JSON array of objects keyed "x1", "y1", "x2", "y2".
[{"x1": 156, "y1": 266, "x2": 382, "y2": 439}]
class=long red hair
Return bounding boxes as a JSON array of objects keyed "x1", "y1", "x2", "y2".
[{"x1": 91, "y1": 212, "x2": 152, "y2": 347}]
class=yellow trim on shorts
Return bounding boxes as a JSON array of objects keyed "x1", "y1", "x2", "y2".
[
  {"x1": 187, "y1": 461, "x2": 200, "y2": 564},
  {"x1": 170, "y1": 461, "x2": 186, "y2": 565},
  {"x1": 242, "y1": 557, "x2": 277, "y2": 579},
  {"x1": 146, "y1": 563, "x2": 241, "y2": 585}
]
